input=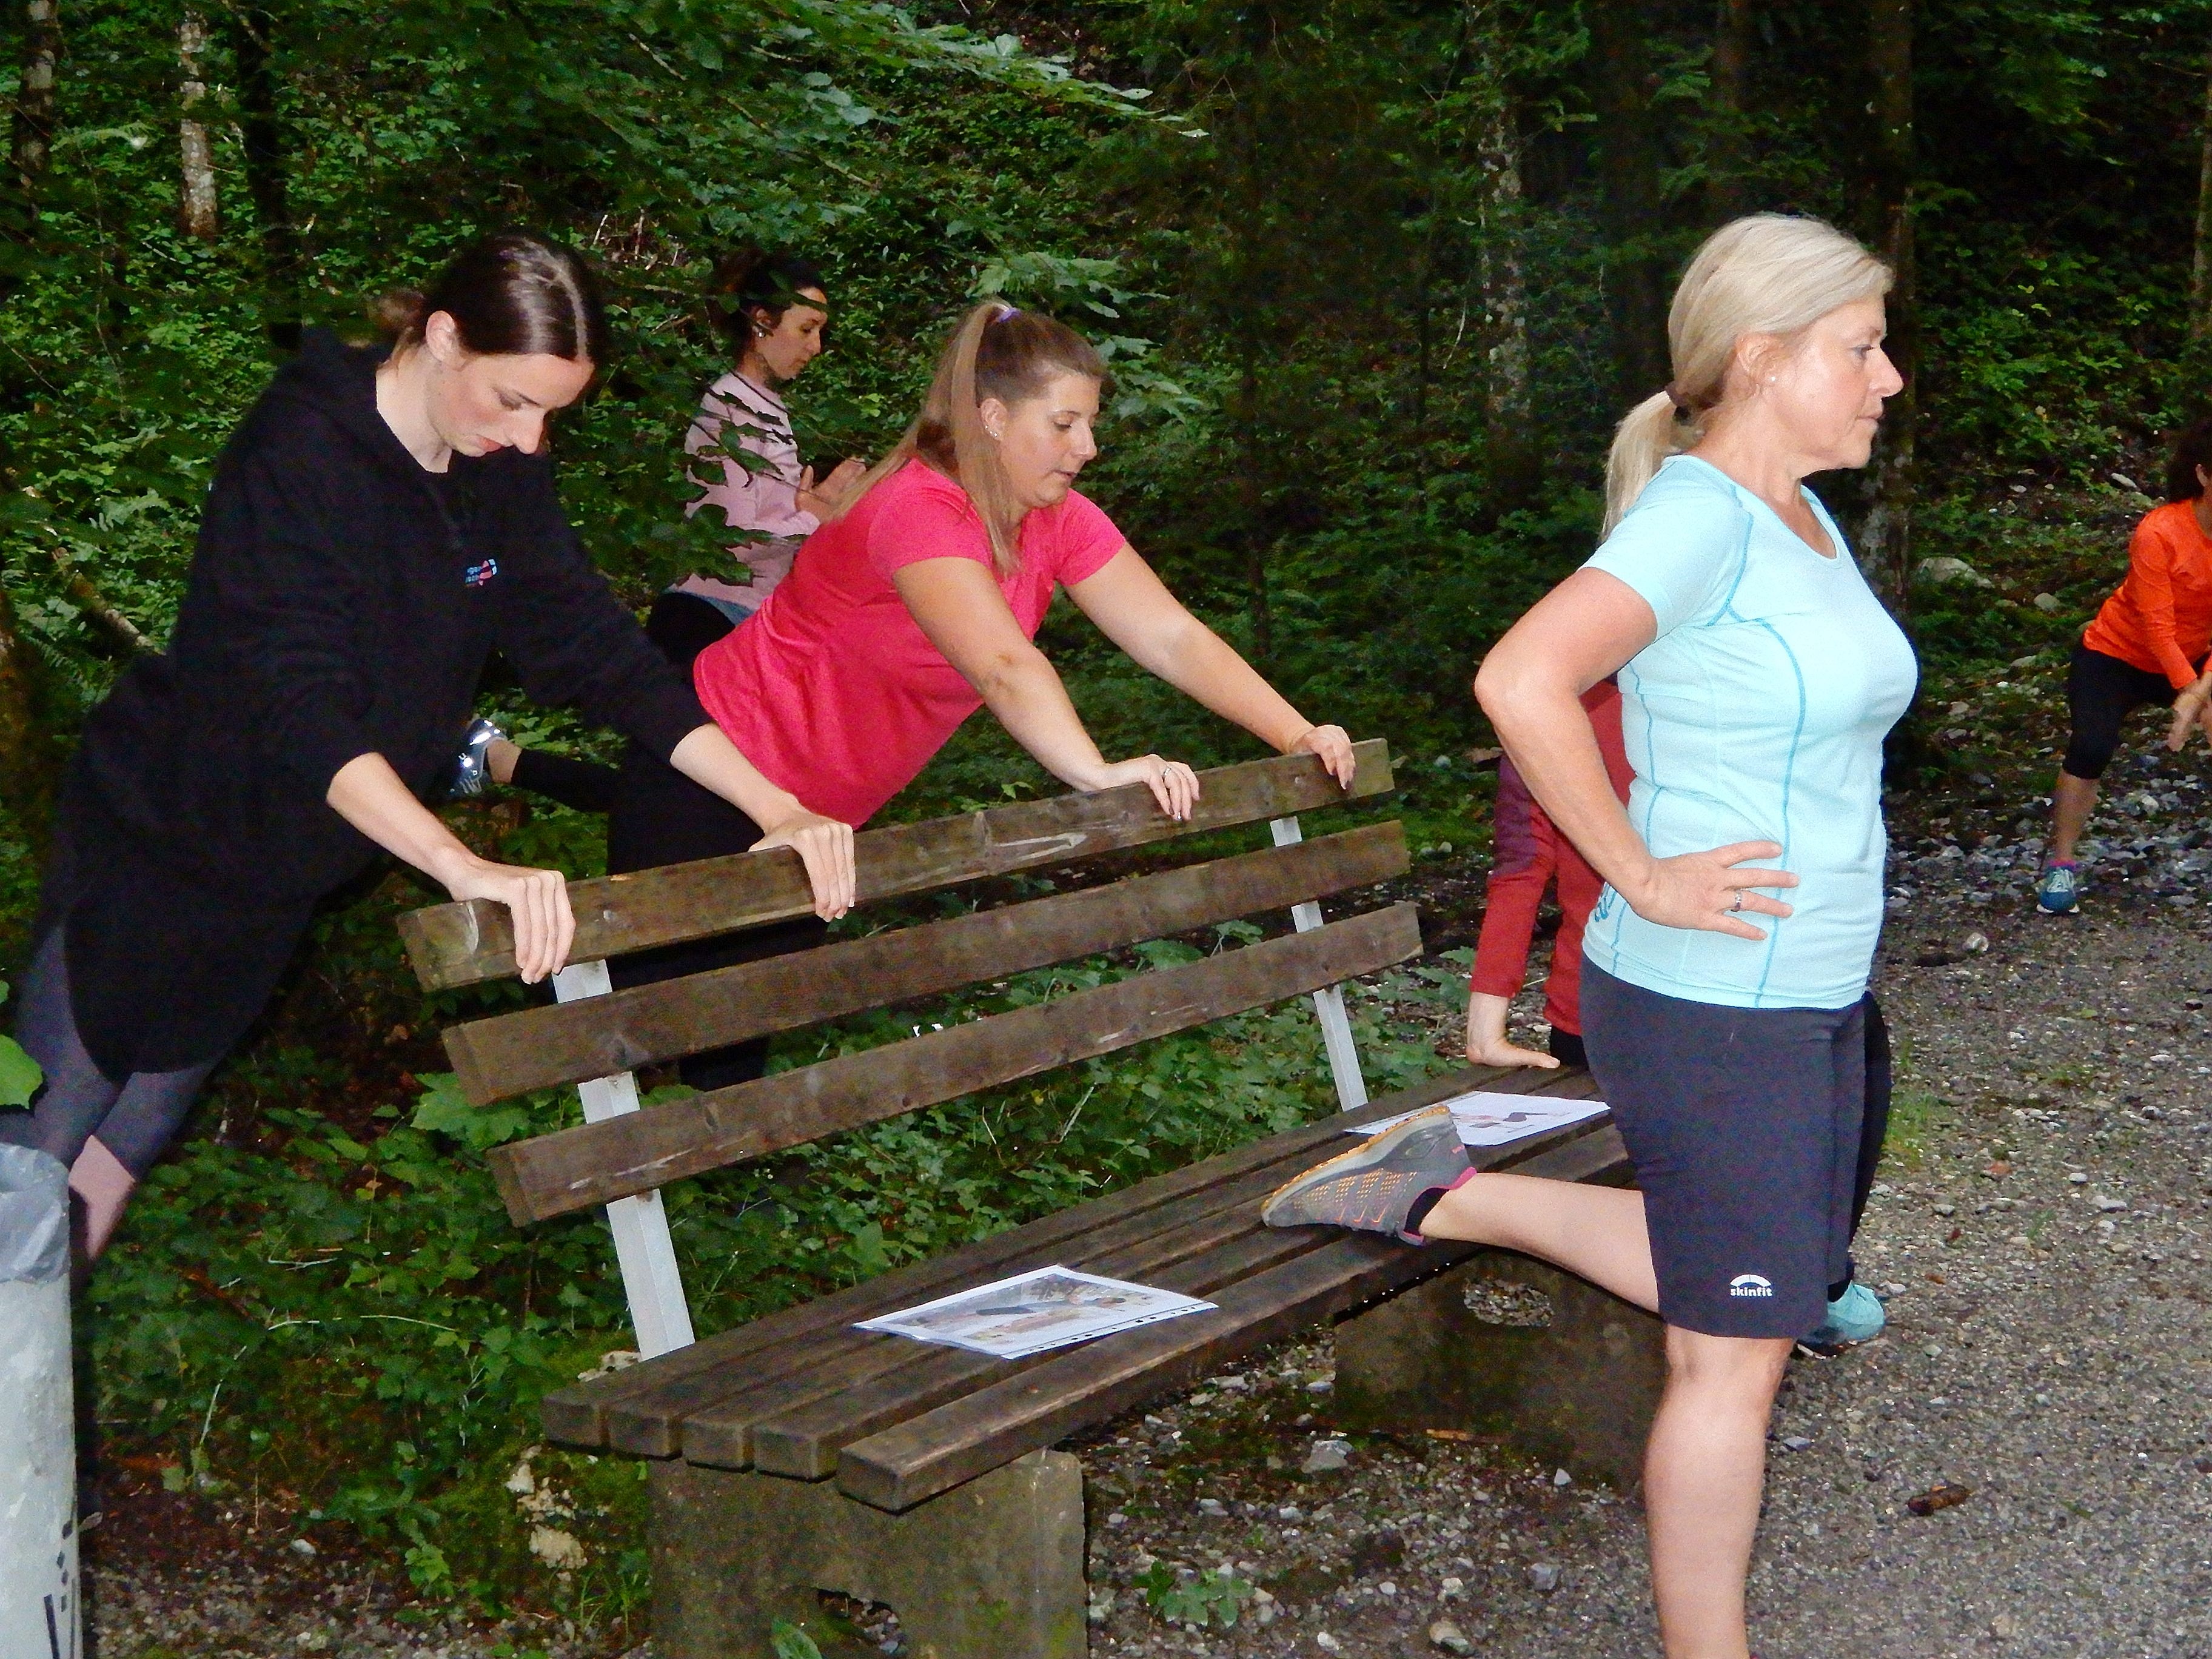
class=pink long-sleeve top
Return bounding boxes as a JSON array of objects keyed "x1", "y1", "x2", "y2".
[{"x1": 677, "y1": 371, "x2": 816, "y2": 614}]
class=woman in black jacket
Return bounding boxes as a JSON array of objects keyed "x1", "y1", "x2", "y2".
[{"x1": 0, "y1": 233, "x2": 853, "y2": 1256}]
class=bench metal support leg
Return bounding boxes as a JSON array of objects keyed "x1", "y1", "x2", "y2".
[
  {"x1": 552, "y1": 962, "x2": 695, "y2": 1358},
  {"x1": 1270, "y1": 815, "x2": 1368, "y2": 1112},
  {"x1": 648, "y1": 1450, "x2": 1087, "y2": 1659},
  {"x1": 1332, "y1": 1250, "x2": 1666, "y2": 1489}
]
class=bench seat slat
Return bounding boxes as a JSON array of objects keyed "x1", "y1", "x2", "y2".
[
  {"x1": 717, "y1": 1081, "x2": 1607, "y2": 1478},
  {"x1": 669, "y1": 1148, "x2": 1372, "y2": 1470},
  {"x1": 740, "y1": 1224, "x2": 1329, "y2": 1477},
  {"x1": 401, "y1": 742, "x2": 1393, "y2": 992},
  {"x1": 607, "y1": 1125, "x2": 1362, "y2": 1458},
  {"x1": 489, "y1": 903, "x2": 1424, "y2": 1225},
  {"x1": 834, "y1": 1118, "x2": 1630, "y2": 1512},
  {"x1": 446, "y1": 823, "x2": 1409, "y2": 1105},
  {"x1": 657, "y1": 1071, "x2": 1603, "y2": 1467},
  {"x1": 543, "y1": 1063, "x2": 1528, "y2": 1450}
]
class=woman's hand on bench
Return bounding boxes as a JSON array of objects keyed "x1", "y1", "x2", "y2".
[
  {"x1": 1084, "y1": 754, "x2": 1202, "y2": 821},
  {"x1": 753, "y1": 808, "x2": 858, "y2": 919},
  {"x1": 1289, "y1": 723, "x2": 1358, "y2": 791},
  {"x1": 443, "y1": 857, "x2": 575, "y2": 984}
]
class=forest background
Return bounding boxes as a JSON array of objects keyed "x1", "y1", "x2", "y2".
[{"x1": 4, "y1": 0, "x2": 2211, "y2": 1630}]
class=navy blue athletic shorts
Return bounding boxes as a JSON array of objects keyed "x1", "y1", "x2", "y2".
[{"x1": 1581, "y1": 964, "x2": 1866, "y2": 1340}]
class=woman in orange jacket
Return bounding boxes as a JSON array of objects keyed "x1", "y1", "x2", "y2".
[{"x1": 2039, "y1": 418, "x2": 2212, "y2": 913}]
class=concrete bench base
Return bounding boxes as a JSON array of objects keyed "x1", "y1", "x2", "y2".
[
  {"x1": 650, "y1": 1449, "x2": 1088, "y2": 1659},
  {"x1": 1335, "y1": 1248, "x2": 1666, "y2": 1489}
]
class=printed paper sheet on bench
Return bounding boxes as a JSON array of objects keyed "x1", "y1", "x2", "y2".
[
  {"x1": 856, "y1": 1267, "x2": 1217, "y2": 1360},
  {"x1": 1349, "y1": 1090, "x2": 1608, "y2": 1148}
]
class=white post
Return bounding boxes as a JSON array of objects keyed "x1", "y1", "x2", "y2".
[
  {"x1": 1270, "y1": 816, "x2": 1369, "y2": 1112},
  {"x1": 551, "y1": 962, "x2": 696, "y2": 1358},
  {"x1": 0, "y1": 1145, "x2": 78, "y2": 1659}
]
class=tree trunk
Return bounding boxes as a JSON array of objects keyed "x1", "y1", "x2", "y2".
[
  {"x1": 176, "y1": 8, "x2": 218, "y2": 241},
  {"x1": 2191, "y1": 35, "x2": 2212, "y2": 343},
  {"x1": 0, "y1": 578, "x2": 56, "y2": 847},
  {"x1": 1586, "y1": 0, "x2": 1672, "y2": 400},
  {"x1": 228, "y1": 4, "x2": 298, "y2": 347},
  {"x1": 1709, "y1": 0, "x2": 1754, "y2": 218},
  {"x1": 1862, "y1": 0, "x2": 1916, "y2": 615},
  {"x1": 12, "y1": 0, "x2": 59, "y2": 196},
  {"x1": 1469, "y1": 0, "x2": 1529, "y2": 423}
]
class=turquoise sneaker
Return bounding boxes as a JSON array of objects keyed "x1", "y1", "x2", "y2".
[
  {"x1": 1802, "y1": 1281, "x2": 1885, "y2": 1350},
  {"x1": 2035, "y1": 860, "x2": 2079, "y2": 914}
]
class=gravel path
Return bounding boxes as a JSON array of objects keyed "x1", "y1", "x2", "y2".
[
  {"x1": 1078, "y1": 855, "x2": 2212, "y2": 1659},
  {"x1": 86, "y1": 834, "x2": 2212, "y2": 1659}
]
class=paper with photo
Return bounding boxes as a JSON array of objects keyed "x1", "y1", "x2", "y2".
[
  {"x1": 855, "y1": 1267, "x2": 1216, "y2": 1360},
  {"x1": 1347, "y1": 1090, "x2": 1608, "y2": 1148}
]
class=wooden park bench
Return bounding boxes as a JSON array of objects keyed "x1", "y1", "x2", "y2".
[{"x1": 398, "y1": 742, "x2": 1658, "y2": 1659}]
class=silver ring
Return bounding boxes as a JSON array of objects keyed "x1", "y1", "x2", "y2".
[{"x1": 1729, "y1": 893, "x2": 1744, "y2": 913}]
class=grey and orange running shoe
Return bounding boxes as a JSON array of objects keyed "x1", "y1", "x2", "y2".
[{"x1": 1260, "y1": 1107, "x2": 1470, "y2": 1242}]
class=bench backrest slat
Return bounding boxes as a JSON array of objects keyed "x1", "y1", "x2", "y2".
[
  {"x1": 487, "y1": 902, "x2": 1423, "y2": 1225},
  {"x1": 444, "y1": 822, "x2": 1410, "y2": 1105},
  {"x1": 400, "y1": 741, "x2": 1393, "y2": 992}
]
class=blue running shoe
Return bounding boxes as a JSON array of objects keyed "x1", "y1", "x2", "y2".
[
  {"x1": 2034, "y1": 860, "x2": 2079, "y2": 915},
  {"x1": 1802, "y1": 1281, "x2": 1885, "y2": 1350},
  {"x1": 451, "y1": 717, "x2": 507, "y2": 799}
]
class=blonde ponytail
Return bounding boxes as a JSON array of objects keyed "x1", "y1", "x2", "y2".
[
  {"x1": 1604, "y1": 390, "x2": 1695, "y2": 534},
  {"x1": 835, "y1": 301, "x2": 1106, "y2": 577},
  {"x1": 1602, "y1": 213, "x2": 1892, "y2": 532}
]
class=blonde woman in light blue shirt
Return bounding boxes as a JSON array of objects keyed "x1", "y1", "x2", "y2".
[{"x1": 1261, "y1": 215, "x2": 1913, "y2": 1659}]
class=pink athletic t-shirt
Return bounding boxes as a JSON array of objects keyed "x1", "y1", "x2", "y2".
[{"x1": 692, "y1": 457, "x2": 1128, "y2": 825}]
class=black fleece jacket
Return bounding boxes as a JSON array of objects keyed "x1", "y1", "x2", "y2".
[{"x1": 53, "y1": 329, "x2": 707, "y2": 1073}]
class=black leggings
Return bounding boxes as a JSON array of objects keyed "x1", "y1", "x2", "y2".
[
  {"x1": 1838, "y1": 992, "x2": 1892, "y2": 1299},
  {"x1": 0, "y1": 926, "x2": 215, "y2": 1178},
  {"x1": 606, "y1": 592, "x2": 827, "y2": 1093},
  {"x1": 2063, "y1": 641, "x2": 2196, "y2": 781}
]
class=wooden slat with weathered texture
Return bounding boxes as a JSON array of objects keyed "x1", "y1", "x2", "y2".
[
  {"x1": 743, "y1": 1225, "x2": 1322, "y2": 1478},
  {"x1": 834, "y1": 1122, "x2": 1634, "y2": 1512},
  {"x1": 609, "y1": 1136, "x2": 1347, "y2": 1460},
  {"x1": 700, "y1": 1078, "x2": 1609, "y2": 1475},
  {"x1": 540, "y1": 1063, "x2": 1526, "y2": 1449},
  {"x1": 445, "y1": 825, "x2": 1409, "y2": 1105},
  {"x1": 490, "y1": 904, "x2": 1425, "y2": 1225},
  {"x1": 400, "y1": 742, "x2": 1393, "y2": 991}
]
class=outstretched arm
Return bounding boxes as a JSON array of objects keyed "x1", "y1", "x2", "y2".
[
  {"x1": 893, "y1": 555, "x2": 1201, "y2": 819},
  {"x1": 1064, "y1": 547, "x2": 1356, "y2": 788}
]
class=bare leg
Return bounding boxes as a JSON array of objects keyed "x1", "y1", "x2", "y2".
[
  {"x1": 2049, "y1": 769, "x2": 2099, "y2": 863},
  {"x1": 1644, "y1": 1328, "x2": 1792, "y2": 1659},
  {"x1": 67, "y1": 1135, "x2": 138, "y2": 1259},
  {"x1": 1417, "y1": 1171, "x2": 1658, "y2": 1312}
]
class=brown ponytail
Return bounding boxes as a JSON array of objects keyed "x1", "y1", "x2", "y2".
[{"x1": 838, "y1": 303, "x2": 1106, "y2": 576}]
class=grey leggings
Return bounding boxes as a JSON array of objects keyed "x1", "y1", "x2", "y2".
[{"x1": 0, "y1": 927, "x2": 214, "y2": 1178}]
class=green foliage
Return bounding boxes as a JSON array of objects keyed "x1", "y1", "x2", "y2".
[
  {"x1": 1137, "y1": 1561, "x2": 1258, "y2": 1629},
  {"x1": 0, "y1": 981, "x2": 38, "y2": 1108},
  {"x1": 769, "y1": 1619, "x2": 826, "y2": 1659}
]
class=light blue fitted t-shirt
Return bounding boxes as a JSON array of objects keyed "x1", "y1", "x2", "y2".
[{"x1": 1581, "y1": 455, "x2": 1920, "y2": 1011}]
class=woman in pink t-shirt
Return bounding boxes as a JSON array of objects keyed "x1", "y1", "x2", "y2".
[{"x1": 612, "y1": 303, "x2": 1356, "y2": 1088}]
